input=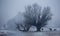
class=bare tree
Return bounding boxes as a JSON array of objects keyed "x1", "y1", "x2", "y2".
[
  {"x1": 24, "y1": 4, "x2": 52, "y2": 32},
  {"x1": 16, "y1": 4, "x2": 52, "y2": 32}
]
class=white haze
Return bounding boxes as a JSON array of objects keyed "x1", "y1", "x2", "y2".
[{"x1": 0, "y1": 0, "x2": 60, "y2": 30}]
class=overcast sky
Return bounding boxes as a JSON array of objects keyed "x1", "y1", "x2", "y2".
[{"x1": 0, "y1": 0, "x2": 60, "y2": 28}]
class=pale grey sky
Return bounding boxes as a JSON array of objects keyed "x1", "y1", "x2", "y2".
[{"x1": 0, "y1": 0, "x2": 60, "y2": 28}]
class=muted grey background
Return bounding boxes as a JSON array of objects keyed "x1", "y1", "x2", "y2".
[{"x1": 0, "y1": 0, "x2": 60, "y2": 29}]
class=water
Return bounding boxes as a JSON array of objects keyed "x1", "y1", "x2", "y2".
[{"x1": 0, "y1": 30, "x2": 60, "y2": 36}]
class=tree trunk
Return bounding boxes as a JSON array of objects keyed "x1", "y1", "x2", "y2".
[
  {"x1": 26, "y1": 28, "x2": 30, "y2": 31},
  {"x1": 25, "y1": 24, "x2": 31, "y2": 31},
  {"x1": 36, "y1": 27, "x2": 41, "y2": 32}
]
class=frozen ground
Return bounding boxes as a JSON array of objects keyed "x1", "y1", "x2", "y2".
[{"x1": 0, "y1": 30, "x2": 60, "y2": 36}]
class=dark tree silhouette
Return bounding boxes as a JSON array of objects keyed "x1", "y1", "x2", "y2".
[
  {"x1": 23, "y1": 4, "x2": 52, "y2": 32},
  {"x1": 16, "y1": 4, "x2": 52, "y2": 32}
]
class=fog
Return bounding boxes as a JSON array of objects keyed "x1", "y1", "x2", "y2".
[{"x1": 0, "y1": 0, "x2": 60, "y2": 29}]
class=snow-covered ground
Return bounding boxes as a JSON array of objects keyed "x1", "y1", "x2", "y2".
[{"x1": 0, "y1": 30, "x2": 60, "y2": 36}]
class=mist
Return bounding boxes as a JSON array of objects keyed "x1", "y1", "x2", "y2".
[{"x1": 0, "y1": 0, "x2": 60, "y2": 29}]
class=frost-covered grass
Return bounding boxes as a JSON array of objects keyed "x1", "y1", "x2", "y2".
[{"x1": 0, "y1": 30, "x2": 60, "y2": 36}]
